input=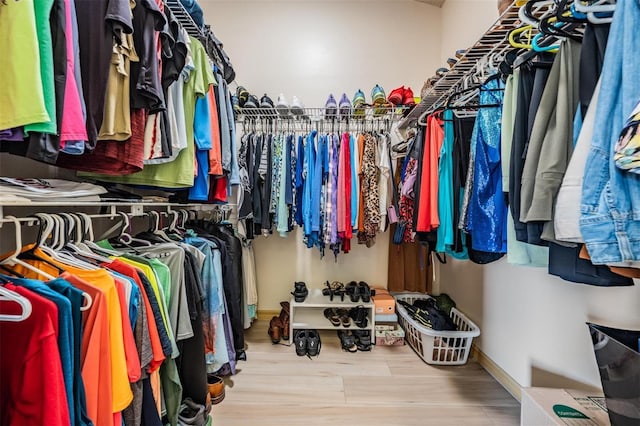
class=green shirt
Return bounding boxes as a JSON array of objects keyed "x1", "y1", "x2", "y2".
[
  {"x1": 24, "y1": 0, "x2": 57, "y2": 135},
  {"x1": 0, "y1": 0, "x2": 50, "y2": 130}
]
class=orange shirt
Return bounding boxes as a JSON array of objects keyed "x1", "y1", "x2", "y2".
[
  {"x1": 416, "y1": 114, "x2": 444, "y2": 232},
  {"x1": 61, "y1": 273, "x2": 113, "y2": 426}
]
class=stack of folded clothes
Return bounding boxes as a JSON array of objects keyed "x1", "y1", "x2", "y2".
[{"x1": 0, "y1": 178, "x2": 107, "y2": 203}]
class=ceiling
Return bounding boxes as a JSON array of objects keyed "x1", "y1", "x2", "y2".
[{"x1": 414, "y1": 0, "x2": 446, "y2": 7}]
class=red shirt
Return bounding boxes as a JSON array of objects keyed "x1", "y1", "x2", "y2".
[{"x1": 0, "y1": 284, "x2": 71, "y2": 426}]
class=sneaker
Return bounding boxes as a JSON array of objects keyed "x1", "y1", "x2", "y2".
[
  {"x1": 291, "y1": 95, "x2": 304, "y2": 116},
  {"x1": 294, "y1": 329, "x2": 307, "y2": 356},
  {"x1": 455, "y1": 48, "x2": 467, "y2": 59},
  {"x1": 435, "y1": 67, "x2": 449, "y2": 77},
  {"x1": 447, "y1": 57, "x2": 457, "y2": 68},
  {"x1": 236, "y1": 86, "x2": 249, "y2": 106},
  {"x1": 260, "y1": 93, "x2": 274, "y2": 108},
  {"x1": 325, "y1": 94, "x2": 337, "y2": 119},
  {"x1": 353, "y1": 89, "x2": 366, "y2": 118},
  {"x1": 371, "y1": 84, "x2": 388, "y2": 116},
  {"x1": 388, "y1": 86, "x2": 405, "y2": 106},
  {"x1": 403, "y1": 87, "x2": 416, "y2": 106},
  {"x1": 338, "y1": 93, "x2": 351, "y2": 118},
  {"x1": 306, "y1": 329, "x2": 321, "y2": 357},
  {"x1": 244, "y1": 94, "x2": 259, "y2": 109},
  {"x1": 276, "y1": 93, "x2": 290, "y2": 116}
]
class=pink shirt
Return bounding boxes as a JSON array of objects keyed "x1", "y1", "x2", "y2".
[{"x1": 60, "y1": 0, "x2": 88, "y2": 142}]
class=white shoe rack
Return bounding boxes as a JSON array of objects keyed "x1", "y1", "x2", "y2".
[{"x1": 289, "y1": 288, "x2": 376, "y2": 345}]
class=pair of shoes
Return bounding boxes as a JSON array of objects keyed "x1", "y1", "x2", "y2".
[
  {"x1": 338, "y1": 330, "x2": 358, "y2": 352},
  {"x1": 323, "y1": 307, "x2": 351, "y2": 327},
  {"x1": 325, "y1": 93, "x2": 357, "y2": 119},
  {"x1": 294, "y1": 329, "x2": 321, "y2": 357},
  {"x1": 279, "y1": 301, "x2": 290, "y2": 341},
  {"x1": 388, "y1": 86, "x2": 416, "y2": 107},
  {"x1": 352, "y1": 330, "x2": 372, "y2": 351},
  {"x1": 353, "y1": 89, "x2": 366, "y2": 118},
  {"x1": 349, "y1": 305, "x2": 368, "y2": 329},
  {"x1": 291, "y1": 281, "x2": 308, "y2": 302},
  {"x1": 178, "y1": 398, "x2": 208, "y2": 426},
  {"x1": 206, "y1": 374, "x2": 225, "y2": 405},
  {"x1": 345, "y1": 281, "x2": 371, "y2": 303},
  {"x1": 372, "y1": 84, "x2": 391, "y2": 116},
  {"x1": 322, "y1": 280, "x2": 345, "y2": 301},
  {"x1": 268, "y1": 316, "x2": 284, "y2": 344},
  {"x1": 275, "y1": 94, "x2": 304, "y2": 116}
]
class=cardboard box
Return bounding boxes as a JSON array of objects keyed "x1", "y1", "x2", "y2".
[
  {"x1": 372, "y1": 287, "x2": 389, "y2": 295},
  {"x1": 372, "y1": 293, "x2": 395, "y2": 315},
  {"x1": 521, "y1": 388, "x2": 610, "y2": 426},
  {"x1": 375, "y1": 324, "x2": 405, "y2": 346},
  {"x1": 375, "y1": 313, "x2": 398, "y2": 323}
]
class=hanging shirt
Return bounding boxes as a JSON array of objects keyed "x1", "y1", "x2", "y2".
[
  {"x1": 303, "y1": 131, "x2": 317, "y2": 238},
  {"x1": 350, "y1": 134, "x2": 359, "y2": 229},
  {"x1": 0, "y1": 0, "x2": 50, "y2": 130},
  {"x1": 416, "y1": 114, "x2": 444, "y2": 232},
  {"x1": 295, "y1": 135, "x2": 305, "y2": 226},
  {"x1": 466, "y1": 79, "x2": 507, "y2": 253},
  {"x1": 0, "y1": 284, "x2": 71, "y2": 426},
  {"x1": 378, "y1": 133, "x2": 392, "y2": 232},
  {"x1": 436, "y1": 110, "x2": 455, "y2": 253}
]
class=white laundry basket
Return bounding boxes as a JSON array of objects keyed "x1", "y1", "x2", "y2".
[{"x1": 394, "y1": 293, "x2": 480, "y2": 366}]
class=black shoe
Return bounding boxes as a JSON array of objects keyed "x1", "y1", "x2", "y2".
[
  {"x1": 244, "y1": 94, "x2": 259, "y2": 109},
  {"x1": 345, "y1": 281, "x2": 359, "y2": 303},
  {"x1": 291, "y1": 281, "x2": 308, "y2": 302},
  {"x1": 338, "y1": 330, "x2": 358, "y2": 353},
  {"x1": 358, "y1": 281, "x2": 371, "y2": 303},
  {"x1": 324, "y1": 308, "x2": 341, "y2": 327},
  {"x1": 294, "y1": 330, "x2": 307, "y2": 356},
  {"x1": 349, "y1": 306, "x2": 368, "y2": 329},
  {"x1": 306, "y1": 330, "x2": 321, "y2": 357},
  {"x1": 353, "y1": 330, "x2": 372, "y2": 351},
  {"x1": 236, "y1": 86, "x2": 249, "y2": 106},
  {"x1": 260, "y1": 94, "x2": 275, "y2": 108}
]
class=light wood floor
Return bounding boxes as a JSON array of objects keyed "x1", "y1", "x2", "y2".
[{"x1": 213, "y1": 321, "x2": 520, "y2": 425}]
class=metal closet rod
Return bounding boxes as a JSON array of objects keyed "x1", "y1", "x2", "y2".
[{"x1": 0, "y1": 203, "x2": 236, "y2": 227}]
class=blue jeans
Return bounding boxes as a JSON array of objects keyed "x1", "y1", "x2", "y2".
[{"x1": 580, "y1": 0, "x2": 640, "y2": 264}]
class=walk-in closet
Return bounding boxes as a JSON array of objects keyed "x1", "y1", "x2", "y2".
[{"x1": 1, "y1": 0, "x2": 638, "y2": 425}]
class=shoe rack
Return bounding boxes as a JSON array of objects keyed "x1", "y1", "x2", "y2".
[
  {"x1": 398, "y1": 0, "x2": 523, "y2": 130},
  {"x1": 288, "y1": 288, "x2": 376, "y2": 345}
]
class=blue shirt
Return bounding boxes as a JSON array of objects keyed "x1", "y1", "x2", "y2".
[
  {"x1": 302, "y1": 131, "x2": 317, "y2": 237},
  {"x1": 436, "y1": 109, "x2": 454, "y2": 253},
  {"x1": 295, "y1": 135, "x2": 305, "y2": 226}
]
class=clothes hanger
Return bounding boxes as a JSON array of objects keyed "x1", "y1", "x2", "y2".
[
  {"x1": 61, "y1": 213, "x2": 113, "y2": 264},
  {"x1": 15, "y1": 214, "x2": 65, "y2": 275},
  {"x1": 0, "y1": 284, "x2": 32, "y2": 322},
  {"x1": 0, "y1": 215, "x2": 57, "y2": 281}
]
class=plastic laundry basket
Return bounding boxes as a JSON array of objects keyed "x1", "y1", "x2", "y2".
[{"x1": 394, "y1": 292, "x2": 480, "y2": 366}]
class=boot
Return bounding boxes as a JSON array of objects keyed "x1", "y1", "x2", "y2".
[
  {"x1": 206, "y1": 374, "x2": 225, "y2": 405},
  {"x1": 268, "y1": 316, "x2": 283, "y2": 344},
  {"x1": 279, "y1": 301, "x2": 290, "y2": 341}
]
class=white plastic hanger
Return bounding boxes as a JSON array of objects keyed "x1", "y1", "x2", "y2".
[
  {"x1": 0, "y1": 285, "x2": 32, "y2": 322},
  {"x1": 0, "y1": 216, "x2": 57, "y2": 281}
]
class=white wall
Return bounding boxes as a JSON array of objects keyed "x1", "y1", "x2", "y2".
[
  {"x1": 203, "y1": 0, "x2": 443, "y2": 311},
  {"x1": 437, "y1": 0, "x2": 640, "y2": 391}
]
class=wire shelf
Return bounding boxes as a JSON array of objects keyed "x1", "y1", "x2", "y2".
[
  {"x1": 398, "y1": 1, "x2": 523, "y2": 129},
  {"x1": 236, "y1": 105, "x2": 411, "y2": 122}
]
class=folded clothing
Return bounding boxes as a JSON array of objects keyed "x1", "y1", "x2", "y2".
[{"x1": 0, "y1": 178, "x2": 107, "y2": 200}]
